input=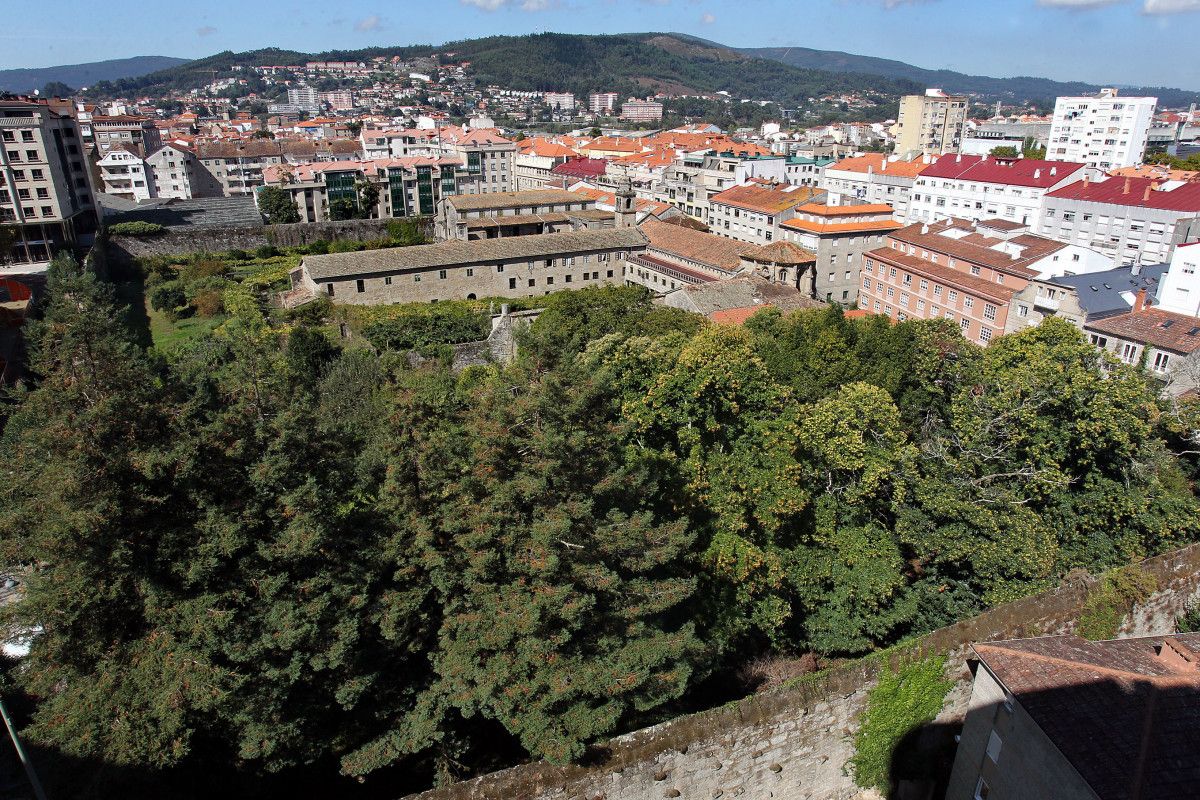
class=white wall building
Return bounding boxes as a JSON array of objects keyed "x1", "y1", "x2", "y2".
[
  {"x1": 1156, "y1": 241, "x2": 1200, "y2": 317},
  {"x1": 908, "y1": 154, "x2": 1089, "y2": 228},
  {"x1": 1047, "y1": 88, "x2": 1156, "y2": 170},
  {"x1": 543, "y1": 93, "x2": 576, "y2": 112},
  {"x1": 145, "y1": 145, "x2": 201, "y2": 200},
  {"x1": 97, "y1": 146, "x2": 154, "y2": 202}
]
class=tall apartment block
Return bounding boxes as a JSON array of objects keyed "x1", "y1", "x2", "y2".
[
  {"x1": 588, "y1": 93, "x2": 620, "y2": 115},
  {"x1": 0, "y1": 98, "x2": 98, "y2": 273},
  {"x1": 1047, "y1": 88, "x2": 1156, "y2": 170},
  {"x1": 894, "y1": 89, "x2": 968, "y2": 157}
]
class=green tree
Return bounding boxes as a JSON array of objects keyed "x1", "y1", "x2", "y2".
[{"x1": 257, "y1": 185, "x2": 300, "y2": 225}]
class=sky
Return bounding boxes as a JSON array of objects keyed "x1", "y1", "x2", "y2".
[{"x1": 4, "y1": 0, "x2": 1200, "y2": 90}]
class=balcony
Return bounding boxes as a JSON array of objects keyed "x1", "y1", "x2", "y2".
[{"x1": 1033, "y1": 294, "x2": 1060, "y2": 311}]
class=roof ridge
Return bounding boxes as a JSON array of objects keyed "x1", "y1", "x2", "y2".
[{"x1": 976, "y1": 642, "x2": 1200, "y2": 687}]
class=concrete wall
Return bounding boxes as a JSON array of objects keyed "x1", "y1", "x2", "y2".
[{"x1": 401, "y1": 544, "x2": 1200, "y2": 800}]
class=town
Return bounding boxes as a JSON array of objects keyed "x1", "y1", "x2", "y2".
[{"x1": 1, "y1": 16, "x2": 1199, "y2": 800}]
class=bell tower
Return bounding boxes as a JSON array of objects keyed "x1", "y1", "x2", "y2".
[{"x1": 615, "y1": 176, "x2": 637, "y2": 228}]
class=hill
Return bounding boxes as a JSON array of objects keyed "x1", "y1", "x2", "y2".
[
  {"x1": 84, "y1": 34, "x2": 922, "y2": 111},
  {"x1": 731, "y1": 42, "x2": 1200, "y2": 108},
  {"x1": 0, "y1": 56, "x2": 188, "y2": 93}
]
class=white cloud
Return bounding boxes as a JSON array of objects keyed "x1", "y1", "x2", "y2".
[
  {"x1": 701, "y1": 11, "x2": 715, "y2": 22},
  {"x1": 1143, "y1": 0, "x2": 1200, "y2": 12},
  {"x1": 521, "y1": 0, "x2": 551, "y2": 8},
  {"x1": 355, "y1": 14, "x2": 384, "y2": 31},
  {"x1": 461, "y1": 0, "x2": 509, "y2": 9},
  {"x1": 196, "y1": 25, "x2": 217, "y2": 36}
]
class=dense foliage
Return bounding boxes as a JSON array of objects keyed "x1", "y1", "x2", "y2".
[
  {"x1": 850, "y1": 655, "x2": 954, "y2": 792},
  {"x1": 108, "y1": 221, "x2": 168, "y2": 237},
  {"x1": 2, "y1": 260, "x2": 1198, "y2": 796}
]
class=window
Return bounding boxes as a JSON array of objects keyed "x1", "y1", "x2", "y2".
[
  {"x1": 980, "y1": 327, "x2": 993, "y2": 343},
  {"x1": 949, "y1": 290, "x2": 959, "y2": 303},
  {"x1": 919, "y1": 280, "x2": 928, "y2": 291},
  {"x1": 889, "y1": 267, "x2": 897, "y2": 278},
  {"x1": 970, "y1": 266, "x2": 981, "y2": 276},
  {"x1": 546, "y1": 276, "x2": 554, "y2": 285},
  {"x1": 465, "y1": 268, "x2": 474, "y2": 277},
  {"x1": 606, "y1": 270, "x2": 614, "y2": 278},
  {"x1": 887, "y1": 287, "x2": 895, "y2": 299},
  {"x1": 438, "y1": 269, "x2": 447, "y2": 280},
  {"x1": 384, "y1": 276, "x2": 392, "y2": 285},
  {"x1": 565, "y1": 274, "x2": 572, "y2": 283},
  {"x1": 414, "y1": 275, "x2": 421, "y2": 282},
  {"x1": 984, "y1": 304, "x2": 997, "y2": 321},
  {"x1": 974, "y1": 777, "x2": 990, "y2": 800},
  {"x1": 1089, "y1": 334, "x2": 1108, "y2": 348},
  {"x1": 960, "y1": 318, "x2": 971, "y2": 333},
  {"x1": 1121, "y1": 343, "x2": 1137, "y2": 363},
  {"x1": 356, "y1": 279, "x2": 365, "y2": 293},
  {"x1": 326, "y1": 283, "x2": 335, "y2": 297},
  {"x1": 509, "y1": 277, "x2": 517, "y2": 289},
  {"x1": 496, "y1": 264, "x2": 504, "y2": 272},
  {"x1": 863, "y1": 278, "x2": 872, "y2": 290},
  {"x1": 1153, "y1": 351, "x2": 1171, "y2": 373},
  {"x1": 934, "y1": 285, "x2": 943, "y2": 297},
  {"x1": 986, "y1": 730, "x2": 1003, "y2": 763},
  {"x1": 528, "y1": 278, "x2": 535, "y2": 287},
  {"x1": 964, "y1": 297, "x2": 974, "y2": 310}
]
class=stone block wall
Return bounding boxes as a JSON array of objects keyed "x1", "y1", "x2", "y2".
[{"x1": 401, "y1": 543, "x2": 1200, "y2": 800}]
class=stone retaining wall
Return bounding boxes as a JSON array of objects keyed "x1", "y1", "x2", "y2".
[{"x1": 402, "y1": 543, "x2": 1200, "y2": 800}]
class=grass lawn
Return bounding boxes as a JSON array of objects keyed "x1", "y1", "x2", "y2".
[{"x1": 146, "y1": 301, "x2": 227, "y2": 351}]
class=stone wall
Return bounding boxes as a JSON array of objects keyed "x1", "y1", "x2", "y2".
[
  {"x1": 402, "y1": 543, "x2": 1200, "y2": 800},
  {"x1": 265, "y1": 218, "x2": 433, "y2": 248}
]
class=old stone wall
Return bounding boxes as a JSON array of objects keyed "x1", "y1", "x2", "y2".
[
  {"x1": 402, "y1": 543, "x2": 1200, "y2": 800},
  {"x1": 265, "y1": 218, "x2": 433, "y2": 248}
]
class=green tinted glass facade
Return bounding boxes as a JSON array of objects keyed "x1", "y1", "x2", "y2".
[
  {"x1": 388, "y1": 169, "x2": 407, "y2": 217},
  {"x1": 416, "y1": 166, "x2": 433, "y2": 215}
]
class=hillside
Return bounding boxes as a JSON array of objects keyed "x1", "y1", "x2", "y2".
[
  {"x1": 85, "y1": 34, "x2": 922, "y2": 110},
  {"x1": 733, "y1": 42, "x2": 1200, "y2": 108},
  {"x1": 0, "y1": 56, "x2": 187, "y2": 93}
]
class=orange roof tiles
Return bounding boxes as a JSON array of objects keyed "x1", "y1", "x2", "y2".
[
  {"x1": 711, "y1": 306, "x2": 772, "y2": 325},
  {"x1": 796, "y1": 203, "x2": 895, "y2": 217},
  {"x1": 710, "y1": 183, "x2": 822, "y2": 214},
  {"x1": 828, "y1": 153, "x2": 932, "y2": 178},
  {"x1": 782, "y1": 218, "x2": 903, "y2": 235}
]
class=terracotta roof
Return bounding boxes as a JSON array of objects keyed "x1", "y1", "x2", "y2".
[
  {"x1": 1084, "y1": 307, "x2": 1200, "y2": 354},
  {"x1": 974, "y1": 634, "x2": 1200, "y2": 800},
  {"x1": 1109, "y1": 164, "x2": 1200, "y2": 183},
  {"x1": 515, "y1": 138, "x2": 579, "y2": 158},
  {"x1": 917, "y1": 155, "x2": 1086, "y2": 188},
  {"x1": 640, "y1": 218, "x2": 759, "y2": 272},
  {"x1": 710, "y1": 182, "x2": 822, "y2": 214},
  {"x1": 796, "y1": 203, "x2": 895, "y2": 217},
  {"x1": 1046, "y1": 175, "x2": 1200, "y2": 212},
  {"x1": 783, "y1": 218, "x2": 903, "y2": 235},
  {"x1": 866, "y1": 247, "x2": 1019, "y2": 305},
  {"x1": 827, "y1": 153, "x2": 931, "y2": 178},
  {"x1": 743, "y1": 240, "x2": 817, "y2": 266},
  {"x1": 888, "y1": 218, "x2": 1066, "y2": 278},
  {"x1": 197, "y1": 140, "x2": 284, "y2": 159},
  {"x1": 668, "y1": 274, "x2": 823, "y2": 317},
  {"x1": 579, "y1": 136, "x2": 643, "y2": 154}
]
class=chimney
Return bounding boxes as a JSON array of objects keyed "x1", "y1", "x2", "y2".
[
  {"x1": 921, "y1": 223, "x2": 930, "y2": 234},
  {"x1": 880, "y1": 158, "x2": 887, "y2": 171},
  {"x1": 1123, "y1": 177, "x2": 1132, "y2": 195},
  {"x1": 955, "y1": 153, "x2": 962, "y2": 163},
  {"x1": 1158, "y1": 637, "x2": 1199, "y2": 673},
  {"x1": 1034, "y1": 168, "x2": 1041, "y2": 180},
  {"x1": 1134, "y1": 288, "x2": 1148, "y2": 312},
  {"x1": 1083, "y1": 174, "x2": 1090, "y2": 188},
  {"x1": 1050, "y1": 167, "x2": 1057, "y2": 176},
  {"x1": 1144, "y1": 185, "x2": 1152, "y2": 202}
]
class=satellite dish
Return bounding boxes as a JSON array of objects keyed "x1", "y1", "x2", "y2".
[{"x1": 32, "y1": 89, "x2": 40, "y2": 96}]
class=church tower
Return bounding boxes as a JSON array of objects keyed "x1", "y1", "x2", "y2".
[{"x1": 615, "y1": 176, "x2": 637, "y2": 229}]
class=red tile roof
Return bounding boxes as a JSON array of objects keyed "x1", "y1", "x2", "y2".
[
  {"x1": 974, "y1": 634, "x2": 1200, "y2": 800},
  {"x1": 710, "y1": 182, "x2": 822, "y2": 214},
  {"x1": 641, "y1": 218, "x2": 759, "y2": 272},
  {"x1": 551, "y1": 157, "x2": 608, "y2": 178},
  {"x1": 711, "y1": 305, "x2": 772, "y2": 325},
  {"x1": 827, "y1": 153, "x2": 931, "y2": 178},
  {"x1": 1084, "y1": 307, "x2": 1200, "y2": 354},
  {"x1": 917, "y1": 154, "x2": 1086, "y2": 188},
  {"x1": 1046, "y1": 175, "x2": 1200, "y2": 212},
  {"x1": 888, "y1": 218, "x2": 1065, "y2": 278},
  {"x1": 867, "y1": 247, "x2": 1019, "y2": 305}
]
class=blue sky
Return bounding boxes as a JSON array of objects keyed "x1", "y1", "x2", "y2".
[{"x1": 5, "y1": 0, "x2": 1199, "y2": 89}]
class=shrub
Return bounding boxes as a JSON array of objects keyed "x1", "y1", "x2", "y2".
[
  {"x1": 192, "y1": 289, "x2": 225, "y2": 318},
  {"x1": 1177, "y1": 597, "x2": 1200, "y2": 633},
  {"x1": 305, "y1": 240, "x2": 330, "y2": 255},
  {"x1": 331, "y1": 238, "x2": 364, "y2": 253},
  {"x1": 850, "y1": 655, "x2": 954, "y2": 793},
  {"x1": 148, "y1": 282, "x2": 185, "y2": 315},
  {"x1": 1078, "y1": 566, "x2": 1159, "y2": 641},
  {"x1": 387, "y1": 218, "x2": 426, "y2": 246},
  {"x1": 254, "y1": 244, "x2": 280, "y2": 259},
  {"x1": 108, "y1": 221, "x2": 167, "y2": 237},
  {"x1": 179, "y1": 258, "x2": 227, "y2": 284},
  {"x1": 362, "y1": 305, "x2": 490, "y2": 351},
  {"x1": 736, "y1": 653, "x2": 820, "y2": 693},
  {"x1": 226, "y1": 249, "x2": 250, "y2": 261},
  {"x1": 284, "y1": 295, "x2": 331, "y2": 325}
]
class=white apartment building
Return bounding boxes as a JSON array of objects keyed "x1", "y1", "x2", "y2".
[
  {"x1": 1047, "y1": 88, "x2": 1156, "y2": 170},
  {"x1": 1040, "y1": 174, "x2": 1200, "y2": 266},
  {"x1": 146, "y1": 144, "x2": 201, "y2": 200},
  {"x1": 908, "y1": 154, "x2": 1089, "y2": 227},
  {"x1": 620, "y1": 100, "x2": 664, "y2": 122},
  {"x1": 1156, "y1": 241, "x2": 1200, "y2": 317},
  {"x1": 708, "y1": 181, "x2": 822, "y2": 245},
  {"x1": 98, "y1": 146, "x2": 154, "y2": 202},
  {"x1": 821, "y1": 153, "x2": 930, "y2": 222},
  {"x1": 287, "y1": 86, "x2": 321, "y2": 114},
  {"x1": 543, "y1": 93, "x2": 575, "y2": 112},
  {"x1": 588, "y1": 93, "x2": 619, "y2": 115}
]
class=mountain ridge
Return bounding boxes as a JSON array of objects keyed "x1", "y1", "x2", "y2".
[{"x1": 0, "y1": 56, "x2": 188, "y2": 93}]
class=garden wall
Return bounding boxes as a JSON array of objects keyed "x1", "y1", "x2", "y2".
[{"x1": 401, "y1": 543, "x2": 1200, "y2": 800}]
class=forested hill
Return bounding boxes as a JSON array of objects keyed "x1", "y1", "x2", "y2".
[
  {"x1": 733, "y1": 42, "x2": 1200, "y2": 108},
  {"x1": 83, "y1": 33, "x2": 924, "y2": 108},
  {"x1": 0, "y1": 56, "x2": 187, "y2": 93}
]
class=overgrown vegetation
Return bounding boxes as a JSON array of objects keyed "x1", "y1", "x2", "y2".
[
  {"x1": 850, "y1": 655, "x2": 954, "y2": 793},
  {"x1": 3, "y1": 256, "x2": 1199, "y2": 798},
  {"x1": 1176, "y1": 597, "x2": 1200, "y2": 633},
  {"x1": 108, "y1": 220, "x2": 168, "y2": 237},
  {"x1": 1078, "y1": 566, "x2": 1160, "y2": 640}
]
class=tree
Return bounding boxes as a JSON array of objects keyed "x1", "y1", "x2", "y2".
[
  {"x1": 257, "y1": 185, "x2": 300, "y2": 225},
  {"x1": 989, "y1": 145, "x2": 1019, "y2": 158},
  {"x1": 41, "y1": 81, "x2": 73, "y2": 98},
  {"x1": 252, "y1": 128, "x2": 275, "y2": 139}
]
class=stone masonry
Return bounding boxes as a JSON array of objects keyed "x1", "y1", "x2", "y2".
[{"x1": 401, "y1": 543, "x2": 1200, "y2": 800}]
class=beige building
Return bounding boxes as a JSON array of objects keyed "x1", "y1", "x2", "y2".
[
  {"x1": 894, "y1": 89, "x2": 968, "y2": 157},
  {"x1": 291, "y1": 227, "x2": 649, "y2": 305},
  {"x1": 437, "y1": 189, "x2": 612, "y2": 241},
  {"x1": 0, "y1": 97, "x2": 98, "y2": 272},
  {"x1": 625, "y1": 218, "x2": 759, "y2": 293},
  {"x1": 780, "y1": 203, "x2": 901, "y2": 304}
]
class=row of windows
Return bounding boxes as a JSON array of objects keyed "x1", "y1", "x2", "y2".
[
  {"x1": 1, "y1": 130, "x2": 35, "y2": 143},
  {"x1": 336, "y1": 269, "x2": 618, "y2": 296}
]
